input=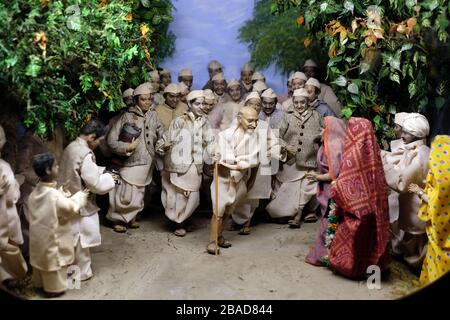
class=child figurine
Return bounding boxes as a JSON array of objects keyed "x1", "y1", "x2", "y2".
[
  {"x1": 0, "y1": 125, "x2": 28, "y2": 290},
  {"x1": 59, "y1": 120, "x2": 117, "y2": 281},
  {"x1": 157, "y1": 90, "x2": 215, "y2": 237},
  {"x1": 28, "y1": 153, "x2": 88, "y2": 297}
]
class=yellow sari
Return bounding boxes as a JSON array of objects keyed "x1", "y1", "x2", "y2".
[{"x1": 418, "y1": 135, "x2": 450, "y2": 285}]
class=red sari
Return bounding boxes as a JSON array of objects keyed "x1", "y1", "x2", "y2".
[{"x1": 328, "y1": 118, "x2": 390, "y2": 278}]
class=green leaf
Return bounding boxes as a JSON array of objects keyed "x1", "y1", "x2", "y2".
[
  {"x1": 373, "y1": 115, "x2": 382, "y2": 128},
  {"x1": 408, "y1": 82, "x2": 417, "y2": 98},
  {"x1": 334, "y1": 75, "x2": 348, "y2": 87},
  {"x1": 141, "y1": 0, "x2": 151, "y2": 8},
  {"x1": 405, "y1": 0, "x2": 416, "y2": 8},
  {"x1": 400, "y1": 43, "x2": 413, "y2": 52},
  {"x1": 388, "y1": 105, "x2": 396, "y2": 114},
  {"x1": 390, "y1": 72, "x2": 400, "y2": 84},
  {"x1": 347, "y1": 83, "x2": 359, "y2": 94},
  {"x1": 422, "y1": 0, "x2": 439, "y2": 11},
  {"x1": 435, "y1": 96, "x2": 446, "y2": 109},
  {"x1": 79, "y1": 74, "x2": 93, "y2": 92},
  {"x1": 4, "y1": 56, "x2": 18, "y2": 68},
  {"x1": 360, "y1": 62, "x2": 371, "y2": 74},
  {"x1": 25, "y1": 56, "x2": 42, "y2": 77},
  {"x1": 343, "y1": 1, "x2": 354, "y2": 14},
  {"x1": 320, "y1": 2, "x2": 328, "y2": 12},
  {"x1": 340, "y1": 107, "x2": 353, "y2": 118}
]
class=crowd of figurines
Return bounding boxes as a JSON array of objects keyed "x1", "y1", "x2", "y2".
[{"x1": 0, "y1": 58, "x2": 449, "y2": 298}]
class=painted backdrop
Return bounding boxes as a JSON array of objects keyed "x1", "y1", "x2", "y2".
[{"x1": 162, "y1": 0, "x2": 286, "y2": 94}]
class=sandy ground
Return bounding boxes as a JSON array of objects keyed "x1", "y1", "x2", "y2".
[{"x1": 11, "y1": 205, "x2": 416, "y2": 300}]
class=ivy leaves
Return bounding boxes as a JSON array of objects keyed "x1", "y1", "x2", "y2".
[
  {"x1": 273, "y1": 0, "x2": 450, "y2": 143},
  {"x1": 0, "y1": 0, "x2": 175, "y2": 139}
]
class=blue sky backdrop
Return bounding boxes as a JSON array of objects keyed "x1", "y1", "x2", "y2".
[{"x1": 162, "y1": 0, "x2": 286, "y2": 94}]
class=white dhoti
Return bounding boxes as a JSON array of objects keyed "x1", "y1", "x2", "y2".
[
  {"x1": 107, "y1": 164, "x2": 153, "y2": 224},
  {"x1": 161, "y1": 164, "x2": 202, "y2": 224},
  {"x1": 211, "y1": 166, "x2": 251, "y2": 218},
  {"x1": 232, "y1": 165, "x2": 272, "y2": 225},
  {"x1": 0, "y1": 246, "x2": 28, "y2": 282},
  {"x1": 266, "y1": 163, "x2": 317, "y2": 218}
]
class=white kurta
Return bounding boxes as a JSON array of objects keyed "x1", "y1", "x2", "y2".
[{"x1": 71, "y1": 154, "x2": 114, "y2": 248}]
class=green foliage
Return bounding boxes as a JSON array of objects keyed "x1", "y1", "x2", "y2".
[
  {"x1": 0, "y1": 0, "x2": 175, "y2": 139},
  {"x1": 239, "y1": 0, "x2": 328, "y2": 75},
  {"x1": 269, "y1": 0, "x2": 450, "y2": 143}
]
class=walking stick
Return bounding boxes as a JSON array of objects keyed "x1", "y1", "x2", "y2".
[{"x1": 214, "y1": 161, "x2": 219, "y2": 256}]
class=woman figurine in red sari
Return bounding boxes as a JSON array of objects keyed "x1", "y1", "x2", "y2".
[
  {"x1": 305, "y1": 116, "x2": 346, "y2": 266},
  {"x1": 306, "y1": 117, "x2": 391, "y2": 279}
]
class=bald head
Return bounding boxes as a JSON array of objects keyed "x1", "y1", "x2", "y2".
[{"x1": 237, "y1": 106, "x2": 259, "y2": 131}]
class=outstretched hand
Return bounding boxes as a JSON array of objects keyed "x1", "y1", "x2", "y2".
[{"x1": 408, "y1": 183, "x2": 421, "y2": 194}]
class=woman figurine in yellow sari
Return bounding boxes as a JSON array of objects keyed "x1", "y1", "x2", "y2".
[{"x1": 409, "y1": 135, "x2": 450, "y2": 286}]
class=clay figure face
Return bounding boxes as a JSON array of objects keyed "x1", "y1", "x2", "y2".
[
  {"x1": 46, "y1": 161, "x2": 59, "y2": 180},
  {"x1": 137, "y1": 93, "x2": 153, "y2": 112},
  {"x1": 238, "y1": 108, "x2": 259, "y2": 132},
  {"x1": 161, "y1": 73, "x2": 172, "y2": 88},
  {"x1": 303, "y1": 66, "x2": 317, "y2": 79},
  {"x1": 212, "y1": 80, "x2": 226, "y2": 96},
  {"x1": 293, "y1": 96, "x2": 309, "y2": 114},
  {"x1": 228, "y1": 85, "x2": 242, "y2": 102},
  {"x1": 203, "y1": 98, "x2": 216, "y2": 114},
  {"x1": 180, "y1": 89, "x2": 189, "y2": 104},
  {"x1": 287, "y1": 81, "x2": 293, "y2": 96},
  {"x1": 123, "y1": 96, "x2": 134, "y2": 108},
  {"x1": 401, "y1": 131, "x2": 419, "y2": 144},
  {"x1": 150, "y1": 76, "x2": 161, "y2": 92},
  {"x1": 241, "y1": 70, "x2": 253, "y2": 86},
  {"x1": 208, "y1": 66, "x2": 223, "y2": 79},
  {"x1": 189, "y1": 97, "x2": 205, "y2": 117},
  {"x1": 179, "y1": 76, "x2": 193, "y2": 90},
  {"x1": 262, "y1": 97, "x2": 277, "y2": 115},
  {"x1": 87, "y1": 134, "x2": 104, "y2": 151},
  {"x1": 305, "y1": 84, "x2": 319, "y2": 101},
  {"x1": 291, "y1": 78, "x2": 306, "y2": 91},
  {"x1": 165, "y1": 93, "x2": 180, "y2": 109}
]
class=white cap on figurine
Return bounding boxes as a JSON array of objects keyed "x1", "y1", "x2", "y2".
[
  {"x1": 186, "y1": 90, "x2": 204, "y2": 102},
  {"x1": 293, "y1": 88, "x2": 310, "y2": 98}
]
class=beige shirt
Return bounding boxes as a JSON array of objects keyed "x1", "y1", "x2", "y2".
[
  {"x1": 59, "y1": 137, "x2": 115, "y2": 216},
  {"x1": 107, "y1": 105, "x2": 165, "y2": 167},
  {"x1": 158, "y1": 112, "x2": 215, "y2": 175},
  {"x1": 155, "y1": 102, "x2": 188, "y2": 131}
]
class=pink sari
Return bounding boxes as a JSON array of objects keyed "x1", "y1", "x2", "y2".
[{"x1": 305, "y1": 117, "x2": 346, "y2": 266}]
